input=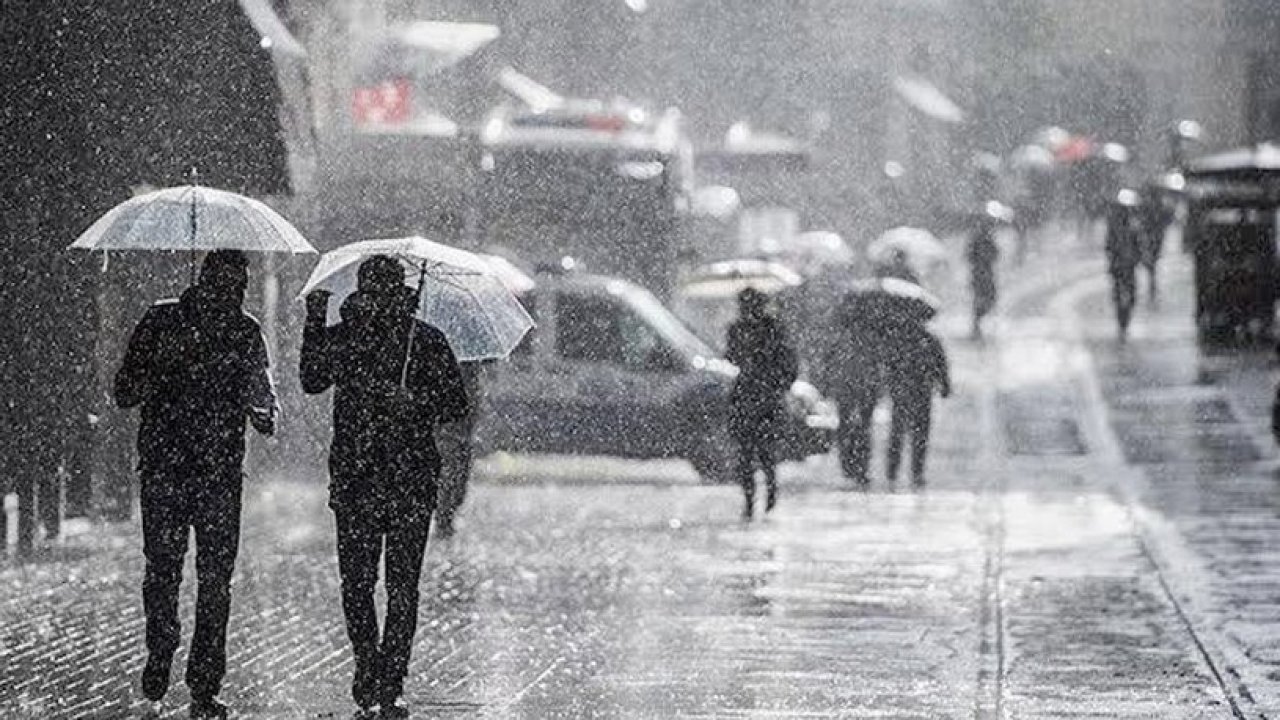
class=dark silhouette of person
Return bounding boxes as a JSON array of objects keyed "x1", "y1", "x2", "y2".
[
  {"x1": 822, "y1": 294, "x2": 887, "y2": 484},
  {"x1": 883, "y1": 324, "x2": 950, "y2": 485},
  {"x1": 434, "y1": 361, "x2": 484, "y2": 538},
  {"x1": 1139, "y1": 186, "x2": 1174, "y2": 303},
  {"x1": 967, "y1": 218, "x2": 1000, "y2": 339},
  {"x1": 114, "y1": 249, "x2": 276, "y2": 720},
  {"x1": 725, "y1": 288, "x2": 798, "y2": 520},
  {"x1": 300, "y1": 256, "x2": 468, "y2": 719},
  {"x1": 1106, "y1": 195, "x2": 1143, "y2": 341}
]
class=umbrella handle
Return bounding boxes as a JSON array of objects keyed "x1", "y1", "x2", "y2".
[
  {"x1": 400, "y1": 259, "x2": 429, "y2": 387},
  {"x1": 189, "y1": 168, "x2": 200, "y2": 285}
]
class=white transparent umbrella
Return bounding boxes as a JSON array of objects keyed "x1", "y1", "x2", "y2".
[
  {"x1": 300, "y1": 236, "x2": 534, "y2": 362},
  {"x1": 70, "y1": 185, "x2": 315, "y2": 255},
  {"x1": 868, "y1": 226, "x2": 949, "y2": 265}
]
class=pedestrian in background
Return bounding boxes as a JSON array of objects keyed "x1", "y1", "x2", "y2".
[
  {"x1": 884, "y1": 324, "x2": 950, "y2": 485},
  {"x1": 967, "y1": 217, "x2": 1000, "y2": 340},
  {"x1": 114, "y1": 250, "x2": 277, "y2": 720},
  {"x1": 725, "y1": 288, "x2": 798, "y2": 521},
  {"x1": 822, "y1": 296, "x2": 887, "y2": 485},
  {"x1": 300, "y1": 256, "x2": 468, "y2": 719},
  {"x1": 1139, "y1": 184, "x2": 1174, "y2": 303},
  {"x1": 1106, "y1": 192, "x2": 1144, "y2": 342}
]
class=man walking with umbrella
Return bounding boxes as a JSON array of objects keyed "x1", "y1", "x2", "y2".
[
  {"x1": 968, "y1": 215, "x2": 1000, "y2": 339},
  {"x1": 884, "y1": 323, "x2": 951, "y2": 485},
  {"x1": 301, "y1": 256, "x2": 469, "y2": 718},
  {"x1": 1106, "y1": 190, "x2": 1144, "y2": 341},
  {"x1": 725, "y1": 288, "x2": 798, "y2": 520},
  {"x1": 114, "y1": 249, "x2": 277, "y2": 719},
  {"x1": 822, "y1": 294, "x2": 887, "y2": 485}
]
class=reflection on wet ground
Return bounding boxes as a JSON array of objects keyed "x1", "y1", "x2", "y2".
[{"x1": 1, "y1": 255, "x2": 1275, "y2": 717}]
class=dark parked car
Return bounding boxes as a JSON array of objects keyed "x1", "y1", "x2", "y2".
[{"x1": 474, "y1": 269, "x2": 835, "y2": 483}]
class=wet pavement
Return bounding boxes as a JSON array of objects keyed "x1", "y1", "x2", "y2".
[{"x1": 2, "y1": 245, "x2": 1279, "y2": 718}]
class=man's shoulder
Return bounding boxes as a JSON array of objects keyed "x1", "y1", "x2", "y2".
[
  {"x1": 412, "y1": 321, "x2": 456, "y2": 357},
  {"x1": 413, "y1": 320, "x2": 449, "y2": 343}
]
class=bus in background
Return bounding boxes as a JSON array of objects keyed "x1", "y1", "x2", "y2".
[{"x1": 477, "y1": 98, "x2": 694, "y2": 298}]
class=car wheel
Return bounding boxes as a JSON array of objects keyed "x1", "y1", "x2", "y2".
[{"x1": 687, "y1": 422, "x2": 737, "y2": 485}]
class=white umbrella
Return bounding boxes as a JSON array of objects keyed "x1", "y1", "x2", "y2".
[
  {"x1": 69, "y1": 185, "x2": 315, "y2": 255},
  {"x1": 478, "y1": 253, "x2": 536, "y2": 295},
  {"x1": 867, "y1": 226, "x2": 948, "y2": 265},
  {"x1": 300, "y1": 236, "x2": 534, "y2": 362},
  {"x1": 680, "y1": 259, "x2": 803, "y2": 298}
]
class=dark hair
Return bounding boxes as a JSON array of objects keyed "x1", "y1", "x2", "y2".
[
  {"x1": 739, "y1": 287, "x2": 766, "y2": 308},
  {"x1": 199, "y1": 249, "x2": 248, "y2": 281},
  {"x1": 357, "y1": 255, "x2": 405, "y2": 293}
]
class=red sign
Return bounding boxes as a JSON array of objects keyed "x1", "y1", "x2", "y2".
[
  {"x1": 353, "y1": 78, "x2": 412, "y2": 126},
  {"x1": 1053, "y1": 136, "x2": 1096, "y2": 165}
]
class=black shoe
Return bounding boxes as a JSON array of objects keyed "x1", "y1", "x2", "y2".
[
  {"x1": 379, "y1": 702, "x2": 409, "y2": 719},
  {"x1": 141, "y1": 654, "x2": 171, "y2": 701},
  {"x1": 189, "y1": 696, "x2": 228, "y2": 720}
]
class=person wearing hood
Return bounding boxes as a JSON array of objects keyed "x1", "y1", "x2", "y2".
[
  {"x1": 725, "y1": 288, "x2": 798, "y2": 521},
  {"x1": 114, "y1": 249, "x2": 277, "y2": 720},
  {"x1": 300, "y1": 255, "x2": 468, "y2": 719}
]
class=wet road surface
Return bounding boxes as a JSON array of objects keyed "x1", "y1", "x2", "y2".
[{"x1": 1, "y1": 249, "x2": 1276, "y2": 718}]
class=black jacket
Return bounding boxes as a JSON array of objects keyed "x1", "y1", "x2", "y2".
[
  {"x1": 884, "y1": 326, "x2": 950, "y2": 401},
  {"x1": 300, "y1": 293, "x2": 469, "y2": 525},
  {"x1": 725, "y1": 315, "x2": 798, "y2": 407},
  {"x1": 114, "y1": 286, "x2": 275, "y2": 480}
]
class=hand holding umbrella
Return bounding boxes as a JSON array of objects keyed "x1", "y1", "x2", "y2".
[{"x1": 300, "y1": 237, "x2": 535, "y2": 374}]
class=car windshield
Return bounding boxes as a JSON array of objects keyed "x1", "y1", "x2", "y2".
[{"x1": 612, "y1": 283, "x2": 717, "y2": 361}]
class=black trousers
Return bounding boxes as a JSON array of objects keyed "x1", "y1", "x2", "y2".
[
  {"x1": 731, "y1": 403, "x2": 779, "y2": 507},
  {"x1": 836, "y1": 390, "x2": 878, "y2": 481},
  {"x1": 887, "y1": 393, "x2": 933, "y2": 481},
  {"x1": 140, "y1": 473, "x2": 242, "y2": 700},
  {"x1": 1111, "y1": 268, "x2": 1137, "y2": 333},
  {"x1": 334, "y1": 511, "x2": 431, "y2": 706}
]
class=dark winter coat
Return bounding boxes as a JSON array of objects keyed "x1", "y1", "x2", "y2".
[
  {"x1": 1106, "y1": 207, "x2": 1143, "y2": 277},
  {"x1": 300, "y1": 293, "x2": 469, "y2": 527},
  {"x1": 114, "y1": 285, "x2": 275, "y2": 480},
  {"x1": 822, "y1": 297, "x2": 890, "y2": 401},
  {"x1": 725, "y1": 315, "x2": 798, "y2": 441},
  {"x1": 884, "y1": 326, "x2": 950, "y2": 403},
  {"x1": 968, "y1": 226, "x2": 1000, "y2": 319}
]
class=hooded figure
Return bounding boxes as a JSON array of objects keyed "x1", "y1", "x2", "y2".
[
  {"x1": 300, "y1": 255, "x2": 468, "y2": 718},
  {"x1": 725, "y1": 288, "x2": 798, "y2": 520},
  {"x1": 114, "y1": 249, "x2": 276, "y2": 719}
]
